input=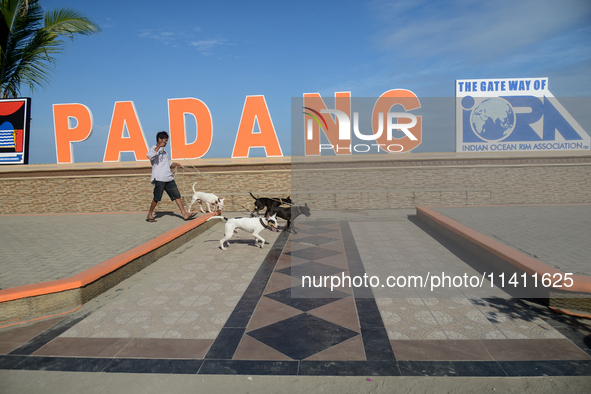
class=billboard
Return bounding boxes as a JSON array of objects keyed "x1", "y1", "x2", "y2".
[
  {"x1": 0, "y1": 98, "x2": 31, "y2": 164},
  {"x1": 456, "y1": 78, "x2": 590, "y2": 153}
]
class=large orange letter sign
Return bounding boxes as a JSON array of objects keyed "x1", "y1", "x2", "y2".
[
  {"x1": 103, "y1": 101, "x2": 149, "y2": 162},
  {"x1": 168, "y1": 98, "x2": 212, "y2": 160},
  {"x1": 53, "y1": 103, "x2": 93, "y2": 164},
  {"x1": 303, "y1": 92, "x2": 351, "y2": 155},
  {"x1": 373, "y1": 89, "x2": 422, "y2": 153},
  {"x1": 232, "y1": 95, "x2": 283, "y2": 158}
]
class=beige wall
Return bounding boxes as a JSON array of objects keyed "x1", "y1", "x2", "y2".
[{"x1": 0, "y1": 152, "x2": 589, "y2": 215}]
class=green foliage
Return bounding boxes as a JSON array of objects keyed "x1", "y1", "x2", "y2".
[{"x1": 0, "y1": 0, "x2": 100, "y2": 98}]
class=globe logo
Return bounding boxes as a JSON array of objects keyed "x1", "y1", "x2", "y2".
[{"x1": 470, "y1": 98, "x2": 515, "y2": 141}]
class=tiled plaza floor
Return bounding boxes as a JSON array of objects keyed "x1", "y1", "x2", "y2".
[{"x1": 0, "y1": 209, "x2": 591, "y2": 376}]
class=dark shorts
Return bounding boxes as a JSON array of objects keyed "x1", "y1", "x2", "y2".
[{"x1": 153, "y1": 180, "x2": 181, "y2": 202}]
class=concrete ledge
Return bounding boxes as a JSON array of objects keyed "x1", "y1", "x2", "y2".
[
  {"x1": 0, "y1": 213, "x2": 219, "y2": 321},
  {"x1": 416, "y1": 206, "x2": 591, "y2": 316}
]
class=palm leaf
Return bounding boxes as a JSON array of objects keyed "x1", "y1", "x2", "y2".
[
  {"x1": 44, "y1": 8, "x2": 101, "y2": 38},
  {"x1": 0, "y1": 0, "x2": 100, "y2": 98}
]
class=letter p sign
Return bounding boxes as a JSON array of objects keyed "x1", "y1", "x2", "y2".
[{"x1": 53, "y1": 104, "x2": 93, "y2": 164}]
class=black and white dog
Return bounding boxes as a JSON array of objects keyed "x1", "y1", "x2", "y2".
[
  {"x1": 249, "y1": 192, "x2": 291, "y2": 217},
  {"x1": 207, "y1": 214, "x2": 278, "y2": 250},
  {"x1": 267, "y1": 204, "x2": 311, "y2": 234}
]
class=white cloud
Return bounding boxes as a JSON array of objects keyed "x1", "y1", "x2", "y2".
[
  {"x1": 138, "y1": 29, "x2": 179, "y2": 45},
  {"x1": 102, "y1": 17, "x2": 116, "y2": 29},
  {"x1": 372, "y1": 0, "x2": 591, "y2": 62},
  {"x1": 190, "y1": 38, "x2": 228, "y2": 53},
  {"x1": 345, "y1": 0, "x2": 591, "y2": 95},
  {"x1": 138, "y1": 26, "x2": 232, "y2": 55}
]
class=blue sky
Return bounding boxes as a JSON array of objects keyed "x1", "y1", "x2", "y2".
[{"x1": 19, "y1": 0, "x2": 591, "y2": 164}]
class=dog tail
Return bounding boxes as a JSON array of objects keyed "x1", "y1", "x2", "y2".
[
  {"x1": 192, "y1": 182, "x2": 198, "y2": 193},
  {"x1": 249, "y1": 192, "x2": 257, "y2": 200},
  {"x1": 206, "y1": 216, "x2": 227, "y2": 222}
]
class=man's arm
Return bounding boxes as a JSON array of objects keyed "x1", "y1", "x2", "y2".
[
  {"x1": 147, "y1": 140, "x2": 166, "y2": 160},
  {"x1": 146, "y1": 146, "x2": 159, "y2": 160}
]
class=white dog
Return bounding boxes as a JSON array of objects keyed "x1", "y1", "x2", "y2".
[
  {"x1": 188, "y1": 182, "x2": 224, "y2": 213},
  {"x1": 207, "y1": 214, "x2": 278, "y2": 250}
]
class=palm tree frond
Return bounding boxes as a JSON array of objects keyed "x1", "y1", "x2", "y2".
[
  {"x1": 0, "y1": 1, "x2": 100, "y2": 98},
  {"x1": 44, "y1": 8, "x2": 101, "y2": 39}
]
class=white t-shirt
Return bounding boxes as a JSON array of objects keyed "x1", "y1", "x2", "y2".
[{"x1": 147, "y1": 145, "x2": 174, "y2": 184}]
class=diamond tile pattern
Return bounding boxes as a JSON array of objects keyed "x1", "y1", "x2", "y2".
[
  {"x1": 285, "y1": 246, "x2": 341, "y2": 261},
  {"x1": 231, "y1": 220, "x2": 367, "y2": 361},
  {"x1": 277, "y1": 261, "x2": 345, "y2": 278},
  {"x1": 247, "y1": 313, "x2": 359, "y2": 360},
  {"x1": 292, "y1": 235, "x2": 339, "y2": 246},
  {"x1": 296, "y1": 227, "x2": 337, "y2": 235},
  {"x1": 265, "y1": 287, "x2": 350, "y2": 312}
]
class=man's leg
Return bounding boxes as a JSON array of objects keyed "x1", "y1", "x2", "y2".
[
  {"x1": 147, "y1": 200, "x2": 158, "y2": 221},
  {"x1": 174, "y1": 198, "x2": 191, "y2": 220},
  {"x1": 148, "y1": 181, "x2": 165, "y2": 221},
  {"x1": 165, "y1": 180, "x2": 191, "y2": 220}
]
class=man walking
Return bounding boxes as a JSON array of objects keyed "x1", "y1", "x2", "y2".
[{"x1": 146, "y1": 131, "x2": 193, "y2": 222}]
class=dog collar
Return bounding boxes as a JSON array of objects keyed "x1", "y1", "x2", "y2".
[{"x1": 259, "y1": 218, "x2": 269, "y2": 228}]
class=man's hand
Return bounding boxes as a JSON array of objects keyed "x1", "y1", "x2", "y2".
[{"x1": 156, "y1": 137, "x2": 168, "y2": 151}]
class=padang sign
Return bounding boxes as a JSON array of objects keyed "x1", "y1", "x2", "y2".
[{"x1": 456, "y1": 78, "x2": 590, "y2": 152}]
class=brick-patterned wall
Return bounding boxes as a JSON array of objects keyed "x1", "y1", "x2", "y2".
[
  {"x1": 0, "y1": 170, "x2": 291, "y2": 215},
  {"x1": 0, "y1": 153, "x2": 589, "y2": 214},
  {"x1": 291, "y1": 163, "x2": 591, "y2": 209}
]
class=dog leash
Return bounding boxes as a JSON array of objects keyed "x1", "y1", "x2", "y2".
[
  {"x1": 239, "y1": 204, "x2": 257, "y2": 216},
  {"x1": 249, "y1": 192, "x2": 294, "y2": 207},
  {"x1": 169, "y1": 145, "x2": 294, "y2": 208},
  {"x1": 169, "y1": 145, "x2": 213, "y2": 179},
  {"x1": 168, "y1": 145, "x2": 218, "y2": 198}
]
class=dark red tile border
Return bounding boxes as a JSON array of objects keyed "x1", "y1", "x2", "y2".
[
  {"x1": 117, "y1": 338, "x2": 213, "y2": 359},
  {"x1": 391, "y1": 340, "x2": 493, "y2": 361},
  {"x1": 481, "y1": 338, "x2": 591, "y2": 361},
  {"x1": 33, "y1": 337, "x2": 131, "y2": 358}
]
